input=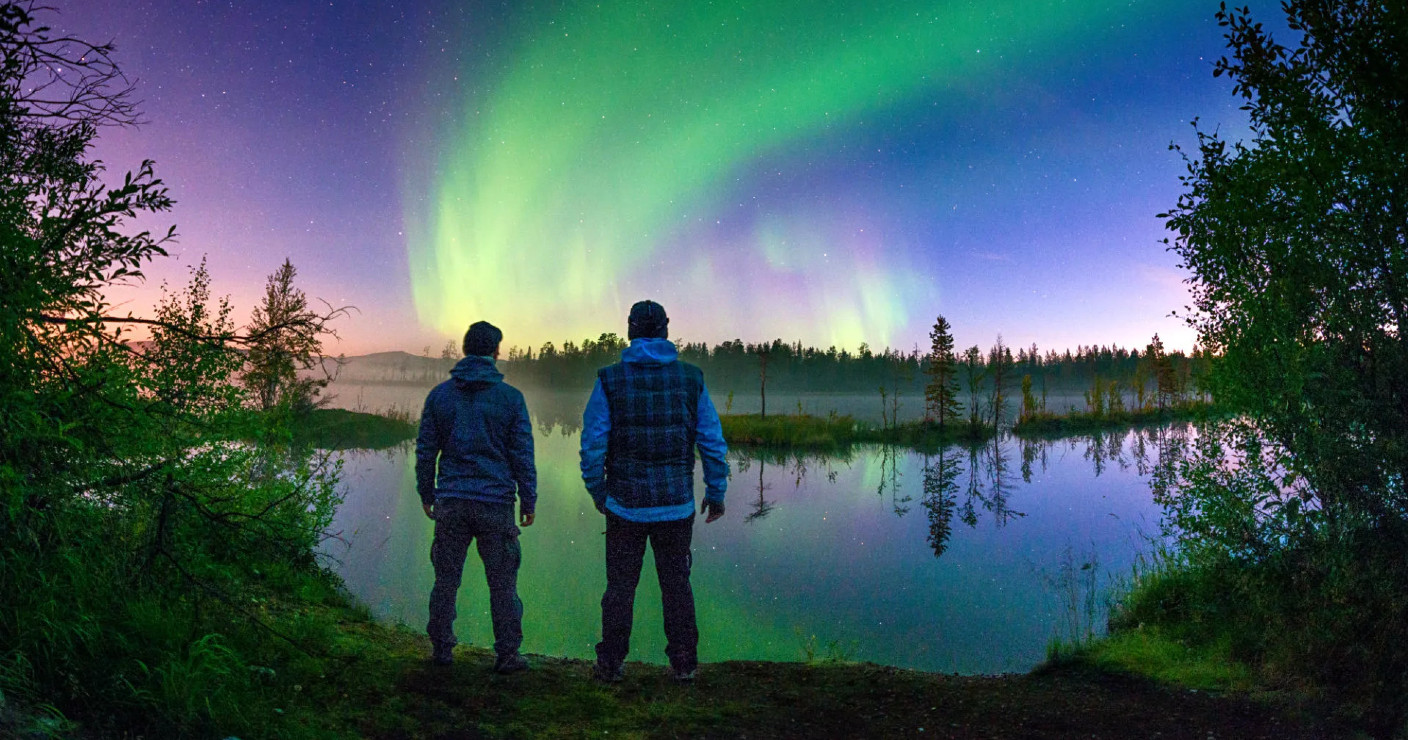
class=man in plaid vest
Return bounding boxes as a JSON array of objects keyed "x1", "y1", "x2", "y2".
[{"x1": 579, "y1": 300, "x2": 729, "y2": 682}]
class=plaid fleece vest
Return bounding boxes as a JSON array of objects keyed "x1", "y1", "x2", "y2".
[{"x1": 598, "y1": 360, "x2": 704, "y2": 511}]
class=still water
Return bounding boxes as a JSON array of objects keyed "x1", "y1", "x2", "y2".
[{"x1": 321, "y1": 387, "x2": 1179, "y2": 675}]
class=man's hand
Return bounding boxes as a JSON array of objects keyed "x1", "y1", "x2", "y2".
[
  {"x1": 422, "y1": 503, "x2": 435, "y2": 520},
  {"x1": 520, "y1": 511, "x2": 535, "y2": 527},
  {"x1": 702, "y1": 499, "x2": 725, "y2": 523}
]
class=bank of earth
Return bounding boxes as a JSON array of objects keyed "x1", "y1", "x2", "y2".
[{"x1": 317, "y1": 610, "x2": 1342, "y2": 738}]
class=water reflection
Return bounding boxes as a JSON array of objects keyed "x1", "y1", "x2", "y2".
[
  {"x1": 742, "y1": 458, "x2": 775, "y2": 523},
  {"x1": 877, "y1": 444, "x2": 910, "y2": 516},
  {"x1": 921, "y1": 448, "x2": 960, "y2": 557},
  {"x1": 325, "y1": 421, "x2": 1189, "y2": 675},
  {"x1": 715, "y1": 423, "x2": 1199, "y2": 570},
  {"x1": 724, "y1": 432, "x2": 1083, "y2": 562}
]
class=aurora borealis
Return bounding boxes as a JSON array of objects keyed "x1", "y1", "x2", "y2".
[
  {"x1": 407, "y1": 0, "x2": 1225, "y2": 350},
  {"x1": 67, "y1": 0, "x2": 1257, "y2": 353}
]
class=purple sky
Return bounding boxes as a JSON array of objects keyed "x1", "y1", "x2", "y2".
[{"x1": 58, "y1": 0, "x2": 1273, "y2": 355}]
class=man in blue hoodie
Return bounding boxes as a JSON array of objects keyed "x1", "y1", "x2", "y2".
[
  {"x1": 416, "y1": 321, "x2": 536, "y2": 673},
  {"x1": 580, "y1": 300, "x2": 729, "y2": 682}
]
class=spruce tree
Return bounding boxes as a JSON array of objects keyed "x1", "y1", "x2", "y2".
[{"x1": 923, "y1": 316, "x2": 961, "y2": 426}]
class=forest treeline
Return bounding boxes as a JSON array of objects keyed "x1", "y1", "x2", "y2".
[{"x1": 372, "y1": 332, "x2": 1211, "y2": 410}]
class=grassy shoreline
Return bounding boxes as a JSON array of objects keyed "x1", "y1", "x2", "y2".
[
  {"x1": 12, "y1": 406, "x2": 1361, "y2": 737},
  {"x1": 296, "y1": 401, "x2": 1223, "y2": 454},
  {"x1": 292, "y1": 407, "x2": 418, "y2": 449},
  {"x1": 1010, "y1": 401, "x2": 1225, "y2": 437},
  {"x1": 720, "y1": 412, "x2": 993, "y2": 451},
  {"x1": 42, "y1": 569, "x2": 1333, "y2": 738},
  {"x1": 719, "y1": 403, "x2": 1222, "y2": 452}
]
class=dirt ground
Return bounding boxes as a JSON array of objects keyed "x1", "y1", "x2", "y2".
[{"x1": 352, "y1": 644, "x2": 1354, "y2": 739}]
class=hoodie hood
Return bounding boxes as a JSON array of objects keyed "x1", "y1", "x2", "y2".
[
  {"x1": 450, "y1": 354, "x2": 503, "y2": 390},
  {"x1": 621, "y1": 337, "x2": 678, "y2": 366}
]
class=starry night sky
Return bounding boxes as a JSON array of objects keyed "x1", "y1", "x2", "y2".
[{"x1": 61, "y1": 0, "x2": 1271, "y2": 355}]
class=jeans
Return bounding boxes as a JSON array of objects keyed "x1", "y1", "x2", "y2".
[
  {"x1": 596, "y1": 513, "x2": 698, "y2": 672},
  {"x1": 427, "y1": 498, "x2": 523, "y2": 657}
]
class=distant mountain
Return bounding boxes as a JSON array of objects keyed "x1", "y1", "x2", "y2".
[
  {"x1": 314, "y1": 351, "x2": 457, "y2": 384},
  {"x1": 121, "y1": 343, "x2": 454, "y2": 385}
]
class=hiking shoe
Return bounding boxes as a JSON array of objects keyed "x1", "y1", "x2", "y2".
[
  {"x1": 493, "y1": 653, "x2": 530, "y2": 674},
  {"x1": 431, "y1": 644, "x2": 454, "y2": 666},
  {"x1": 672, "y1": 667, "x2": 697, "y2": 683},
  {"x1": 592, "y1": 660, "x2": 624, "y2": 683}
]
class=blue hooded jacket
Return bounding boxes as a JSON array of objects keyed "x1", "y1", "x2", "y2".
[
  {"x1": 579, "y1": 338, "x2": 728, "y2": 522},
  {"x1": 416, "y1": 355, "x2": 537, "y2": 513}
]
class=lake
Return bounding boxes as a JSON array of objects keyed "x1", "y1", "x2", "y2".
[
  {"x1": 324, "y1": 380, "x2": 1098, "y2": 426},
  {"x1": 321, "y1": 385, "x2": 1179, "y2": 674}
]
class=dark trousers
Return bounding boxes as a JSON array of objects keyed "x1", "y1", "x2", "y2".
[
  {"x1": 596, "y1": 513, "x2": 698, "y2": 672},
  {"x1": 427, "y1": 498, "x2": 523, "y2": 657}
]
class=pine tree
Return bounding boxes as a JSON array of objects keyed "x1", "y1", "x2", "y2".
[{"x1": 923, "y1": 316, "x2": 961, "y2": 426}]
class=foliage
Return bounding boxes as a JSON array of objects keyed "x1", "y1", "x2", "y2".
[
  {"x1": 1163, "y1": 0, "x2": 1408, "y2": 524},
  {"x1": 960, "y1": 345, "x2": 986, "y2": 427},
  {"x1": 1141, "y1": 334, "x2": 1178, "y2": 411},
  {"x1": 1018, "y1": 373, "x2": 1040, "y2": 423},
  {"x1": 291, "y1": 408, "x2": 418, "y2": 450},
  {"x1": 1149, "y1": 0, "x2": 1408, "y2": 729},
  {"x1": 243, "y1": 258, "x2": 344, "y2": 414},
  {"x1": 0, "y1": 4, "x2": 345, "y2": 734},
  {"x1": 985, "y1": 335, "x2": 1014, "y2": 427}
]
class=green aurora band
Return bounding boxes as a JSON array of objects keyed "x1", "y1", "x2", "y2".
[{"x1": 407, "y1": 0, "x2": 1171, "y2": 348}]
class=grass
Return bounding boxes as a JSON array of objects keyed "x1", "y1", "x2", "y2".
[
  {"x1": 721, "y1": 412, "x2": 992, "y2": 451},
  {"x1": 1043, "y1": 626, "x2": 1256, "y2": 693},
  {"x1": 6, "y1": 561, "x2": 1352, "y2": 738},
  {"x1": 297, "y1": 398, "x2": 1222, "y2": 454},
  {"x1": 1094, "y1": 540, "x2": 1408, "y2": 736},
  {"x1": 1011, "y1": 401, "x2": 1226, "y2": 436},
  {"x1": 297, "y1": 602, "x2": 1347, "y2": 739},
  {"x1": 291, "y1": 407, "x2": 418, "y2": 450},
  {"x1": 722, "y1": 403, "x2": 1227, "y2": 453},
  {"x1": 279, "y1": 586, "x2": 1345, "y2": 739}
]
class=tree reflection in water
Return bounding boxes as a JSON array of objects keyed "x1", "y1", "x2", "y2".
[
  {"x1": 877, "y1": 444, "x2": 911, "y2": 516},
  {"x1": 729, "y1": 449, "x2": 855, "y2": 524},
  {"x1": 744, "y1": 458, "x2": 775, "y2": 523},
  {"x1": 921, "y1": 448, "x2": 960, "y2": 557},
  {"x1": 532, "y1": 404, "x2": 583, "y2": 438},
  {"x1": 725, "y1": 423, "x2": 1195, "y2": 559}
]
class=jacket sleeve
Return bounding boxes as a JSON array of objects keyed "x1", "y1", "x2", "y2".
[
  {"x1": 579, "y1": 379, "x2": 611, "y2": 509},
  {"x1": 510, "y1": 392, "x2": 537, "y2": 514},
  {"x1": 414, "y1": 389, "x2": 441, "y2": 506},
  {"x1": 695, "y1": 384, "x2": 729, "y2": 503}
]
